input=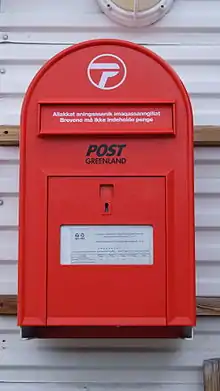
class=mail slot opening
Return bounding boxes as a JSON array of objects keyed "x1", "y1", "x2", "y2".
[{"x1": 39, "y1": 103, "x2": 175, "y2": 135}]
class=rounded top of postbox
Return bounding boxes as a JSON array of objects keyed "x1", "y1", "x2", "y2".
[
  {"x1": 22, "y1": 39, "x2": 191, "y2": 105},
  {"x1": 21, "y1": 39, "x2": 193, "y2": 137}
]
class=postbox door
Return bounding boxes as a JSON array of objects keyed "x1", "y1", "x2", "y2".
[{"x1": 47, "y1": 176, "x2": 166, "y2": 326}]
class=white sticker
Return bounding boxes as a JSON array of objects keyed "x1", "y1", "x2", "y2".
[{"x1": 60, "y1": 225, "x2": 153, "y2": 265}]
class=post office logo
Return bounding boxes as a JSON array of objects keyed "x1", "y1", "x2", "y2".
[
  {"x1": 85, "y1": 144, "x2": 127, "y2": 165},
  {"x1": 87, "y1": 54, "x2": 127, "y2": 90}
]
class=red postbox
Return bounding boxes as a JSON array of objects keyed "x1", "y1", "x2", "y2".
[{"x1": 18, "y1": 39, "x2": 196, "y2": 339}]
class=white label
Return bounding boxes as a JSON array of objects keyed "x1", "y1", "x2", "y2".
[{"x1": 60, "y1": 225, "x2": 153, "y2": 265}]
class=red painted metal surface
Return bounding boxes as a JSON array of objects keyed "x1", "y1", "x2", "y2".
[
  {"x1": 18, "y1": 39, "x2": 196, "y2": 337},
  {"x1": 47, "y1": 177, "x2": 166, "y2": 325}
]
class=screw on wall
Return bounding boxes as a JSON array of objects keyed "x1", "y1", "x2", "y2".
[
  {"x1": 0, "y1": 200, "x2": 4, "y2": 206},
  {"x1": 1, "y1": 340, "x2": 7, "y2": 350},
  {"x1": 0, "y1": 68, "x2": 6, "y2": 74},
  {"x1": 2, "y1": 34, "x2": 8, "y2": 40}
]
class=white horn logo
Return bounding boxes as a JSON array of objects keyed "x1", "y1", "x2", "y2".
[{"x1": 87, "y1": 54, "x2": 127, "y2": 90}]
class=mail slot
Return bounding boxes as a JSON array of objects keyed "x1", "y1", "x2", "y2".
[{"x1": 18, "y1": 39, "x2": 196, "y2": 339}]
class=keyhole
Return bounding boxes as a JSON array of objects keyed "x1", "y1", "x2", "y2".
[{"x1": 104, "y1": 202, "x2": 109, "y2": 213}]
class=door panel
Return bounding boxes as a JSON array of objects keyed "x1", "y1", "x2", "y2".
[{"x1": 47, "y1": 176, "x2": 166, "y2": 326}]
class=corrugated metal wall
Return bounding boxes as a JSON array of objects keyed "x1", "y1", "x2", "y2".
[
  {"x1": 1, "y1": 146, "x2": 220, "y2": 296},
  {"x1": 0, "y1": 0, "x2": 220, "y2": 389},
  {"x1": 1, "y1": 316, "x2": 220, "y2": 391}
]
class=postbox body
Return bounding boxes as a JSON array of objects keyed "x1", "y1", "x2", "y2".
[{"x1": 18, "y1": 39, "x2": 196, "y2": 339}]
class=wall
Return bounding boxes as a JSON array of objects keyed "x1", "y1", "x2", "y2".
[
  {"x1": 0, "y1": 316, "x2": 220, "y2": 391},
  {"x1": 0, "y1": 0, "x2": 220, "y2": 390}
]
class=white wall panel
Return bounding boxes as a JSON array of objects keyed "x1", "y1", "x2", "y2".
[
  {"x1": 0, "y1": 384, "x2": 203, "y2": 391},
  {"x1": 0, "y1": 231, "x2": 18, "y2": 261},
  {"x1": 0, "y1": 196, "x2": 18, "y2": 227},
  {"x1": 0, "y1": 0, "x2": 101, "y2": 13},
  {"x1": 0, "y1": 0, "x2": 220, "y2": 45}
]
